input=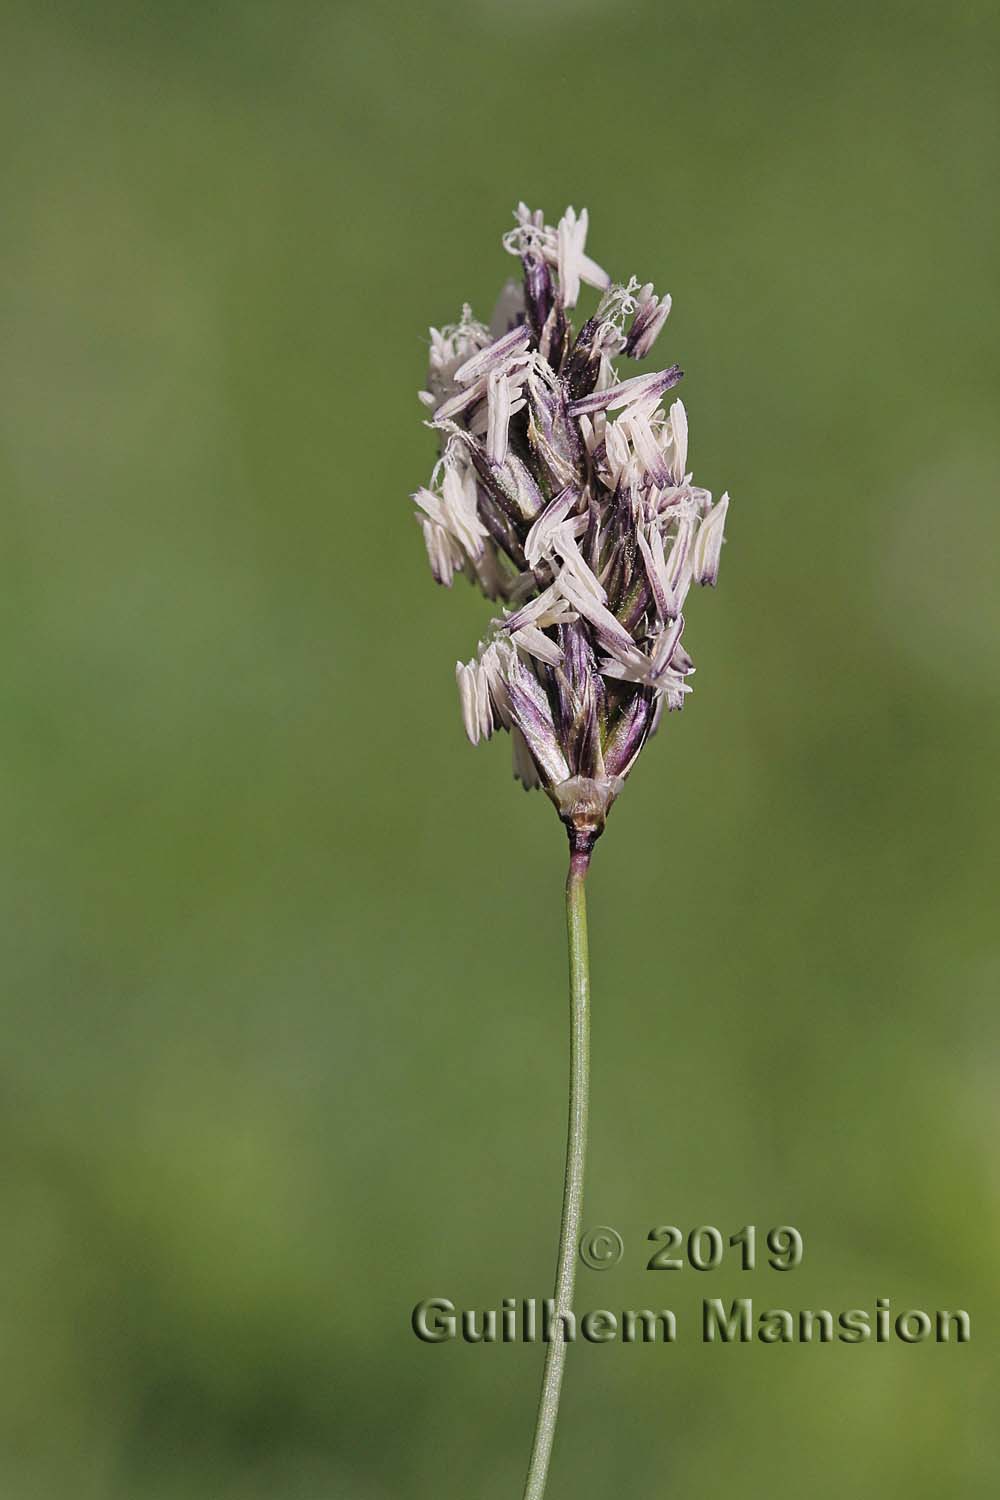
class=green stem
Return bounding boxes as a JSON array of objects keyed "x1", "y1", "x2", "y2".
[{"x1": 522, "y1": 845, "x2": 591, "y2": 1500}]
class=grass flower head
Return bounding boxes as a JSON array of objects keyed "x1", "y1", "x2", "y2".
[{"x1": 414, "y1": 203, "x2": 730, "y2": 853}]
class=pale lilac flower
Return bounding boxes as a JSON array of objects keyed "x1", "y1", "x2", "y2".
[
  {"x1": 624, "y1": 283, "x2": 672, "y2": 360},
  {"x1": 692, "y1": 493, "x2": 730, "y2": 585},
  {"x1": 566, "y1": 365, "x2": 683, "y2": 417},
  {"x1": 412, "y1": 204, "x2": 732, "y2": 849}
]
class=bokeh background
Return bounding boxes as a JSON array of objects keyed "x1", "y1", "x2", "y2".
[{"x1": 2, "y1": 1, "x2": 998, "y2": 1495}]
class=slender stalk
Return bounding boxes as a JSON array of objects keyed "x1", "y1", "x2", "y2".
[{"x1": 522, "y1": 844, "x2": 591, "y2": 1500}]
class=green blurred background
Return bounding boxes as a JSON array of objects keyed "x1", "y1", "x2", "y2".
[{"x1": 2, "y1": 0, "x2": 998, "y2": 1495}]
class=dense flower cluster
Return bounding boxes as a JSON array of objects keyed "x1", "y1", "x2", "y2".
[{"x1": 413, "y1": 204, "x2": 730, "y2": 848}]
